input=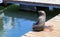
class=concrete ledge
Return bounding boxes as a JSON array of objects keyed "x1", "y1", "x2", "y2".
[{"x1": 22, "y1": 14, "x2": 60, "y2": 37}]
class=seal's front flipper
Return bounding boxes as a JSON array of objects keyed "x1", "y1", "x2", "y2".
[{"x1": 32, "y1": 25, "x2": 44, "y2": 32}]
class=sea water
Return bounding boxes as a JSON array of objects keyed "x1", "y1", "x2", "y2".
[{"x1": 0, "y1": 11, "x2": 37, "y2": 37}]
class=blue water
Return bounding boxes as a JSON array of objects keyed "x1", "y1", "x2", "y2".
[
  {"x1": 0, "y1": 11, "x2": 38, "y2": 37},
  {"x1": 3, "y1": 17, "x2": 34, "y2": 37}
]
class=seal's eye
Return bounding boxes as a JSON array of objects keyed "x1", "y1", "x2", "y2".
[{"x1": 38, "y1": 12, "x2": 44, "y2": 16}]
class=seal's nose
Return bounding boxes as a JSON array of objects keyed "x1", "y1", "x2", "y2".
[{"x1": 38, "y1": 11, "x2": 45, "y2": 15}]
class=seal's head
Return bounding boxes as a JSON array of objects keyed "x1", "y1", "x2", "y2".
[{"x1": 38, "y1": 10, "x2": 46, "y2": 16}]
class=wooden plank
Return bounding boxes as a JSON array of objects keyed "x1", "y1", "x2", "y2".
[{"x1": 22, "y1": 14, "x2": 60, "y2": 37}]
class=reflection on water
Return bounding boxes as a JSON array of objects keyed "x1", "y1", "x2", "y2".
[
  {"x1": 0, "y1": 11, "x2": 37, "y2": 37},
  {"x1": 0, "y1": 13, "x2": 4, "y2": 37},
  {"x1": 3, "y1": 16, "x2": 13, "y2": 30}
]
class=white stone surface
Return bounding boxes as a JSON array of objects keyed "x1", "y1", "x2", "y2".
[
  {"x1": 13, "y1": 0, "x2": 60, "y2": 4},
  {"x1": 0, "y1": 0, "x2": 3, "y2": 3}
]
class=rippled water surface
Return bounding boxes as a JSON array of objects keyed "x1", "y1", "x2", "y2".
[{"x1": 0, "y1": 11, "x2": 38, "y2": 37}]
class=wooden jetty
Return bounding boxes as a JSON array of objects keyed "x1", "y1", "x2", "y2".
[{"x1": 22, "y1": 14, "x2": 60, "y2": 37}]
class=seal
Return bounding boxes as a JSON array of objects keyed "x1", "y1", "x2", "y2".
[{"x1": 33, "y1": 10, "x2": 46, "y2": 31}]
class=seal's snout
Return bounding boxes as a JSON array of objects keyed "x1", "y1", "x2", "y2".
[{"x1": 38, "y1": 10, "x2": 46, "y2": 16}]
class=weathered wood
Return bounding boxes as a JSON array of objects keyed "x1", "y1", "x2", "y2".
[{"x1": 22, "y1": 14, "x2": 60, "y2": 37}]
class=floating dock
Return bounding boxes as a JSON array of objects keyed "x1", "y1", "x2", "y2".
[{"x1": 22, "y1": 14, "x2": 60, "y2": 37}]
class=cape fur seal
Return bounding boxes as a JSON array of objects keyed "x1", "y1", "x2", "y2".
[{"x1": 33, "y1": 10, "x2": 46, "y2": 31}]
